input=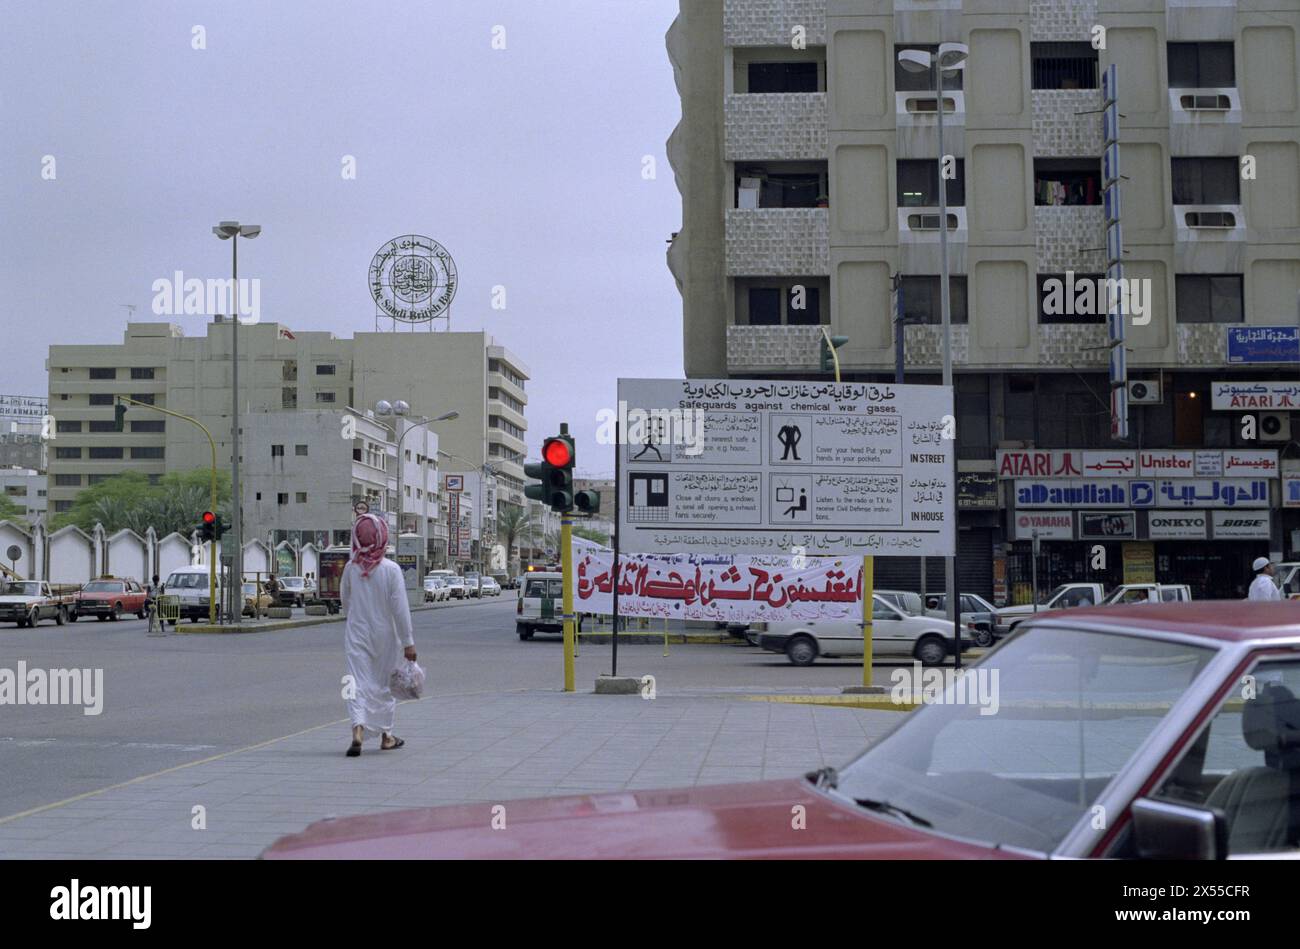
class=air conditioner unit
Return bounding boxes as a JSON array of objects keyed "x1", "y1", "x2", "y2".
[
  {"x1": 1260, "y1": 412, "x2": 1292, "y2": 443},
  {"x1": 1127, "y1": 379, "x2": 1162, "y2": 404}
]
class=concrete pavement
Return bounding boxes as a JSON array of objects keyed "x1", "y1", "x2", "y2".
[{"x1": 0, "y1": 685, "x2": 902, "y2": 859}]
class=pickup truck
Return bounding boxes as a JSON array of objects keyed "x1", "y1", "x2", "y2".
[
  {"x1": 993, "y1": 582, "x2": 1192, "y2": 637},
  {"x1": 0, "y1": 580, "x2": 82, "y2": 627}
]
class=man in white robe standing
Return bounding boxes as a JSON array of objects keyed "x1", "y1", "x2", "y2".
[{"x1": 341, "y1": 512, "x2": 416, "y2": 756}]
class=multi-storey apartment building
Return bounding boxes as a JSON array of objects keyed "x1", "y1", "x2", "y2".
[
  {"x1": 46, "y1": 320, "x2": 529, "y2": 563},
  {"x1": 669, "y1": 0, "x2": 1300, "y2": 601}
]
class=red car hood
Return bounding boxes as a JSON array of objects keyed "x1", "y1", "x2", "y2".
[{"x1": 262, "y1": 778, "x2": 1027, "y2": 859}]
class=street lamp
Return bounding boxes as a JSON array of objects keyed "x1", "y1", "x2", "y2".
[
  {"x1": 212, "y1": 220, "x2": 260, "y2": 624},
  {"x1": 898, "y1": 43, "x2": 967, "y2": 665},
  {"x1": 375, "y1": 401, "x2": 458, "y2": 565}
]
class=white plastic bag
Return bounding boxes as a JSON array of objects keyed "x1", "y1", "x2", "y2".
[{"x1": 390, "y1": 659, "x2": 426, "y2": 700}]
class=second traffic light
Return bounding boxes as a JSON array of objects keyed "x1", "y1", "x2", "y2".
[
  {"x1": 524, "y1": 432, "x2": 575, "y2": 512},
  {"x1": 820, "y1": 334, "x2": 849, "y2": 373}
]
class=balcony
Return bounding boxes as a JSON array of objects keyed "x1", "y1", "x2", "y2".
[
  {"x1": 1038, "y1": 325, "x2": 1108, "y2": 368},
  {"x1": 1177, "y1": 324, "x2": 1229, "y2": 367},
  {"x1": 725, "y1": 208, "x2": 828, "y2": 276},
  {"x1": 726, "y1": 325, "x2": 822, "y2": 373},
  {"x1": 723, "y1": 0, "x2": 825, "y2": 47},
  {"x1": 725, "y1": 93, "x2": 827, "y2": 162},
  {"x1": 1035, "y1": 205, "x2": 1104, "y2": 272},
  {"x1": 1031, "y1": 89, "x2": 1102, "y2": 157},
  {"x1": 487, "y1": 371, "x2": 526, "y2": 405}
]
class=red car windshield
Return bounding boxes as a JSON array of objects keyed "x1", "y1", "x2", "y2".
[{"x1": 833, "y1": 627, "x2": 1215, "y2": 854}]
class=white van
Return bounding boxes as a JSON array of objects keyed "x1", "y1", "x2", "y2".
[{"x1": 162, "y1": 565, "x2": 220, "y2": 623}]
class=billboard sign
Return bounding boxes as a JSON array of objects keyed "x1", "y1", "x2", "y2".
[
  {"x1": 1226, "y1": 327, "x2": 1300, "y2": 364},
  {"x1": 1212, "y1": 380, "x2": 1300, "y2": 410}
]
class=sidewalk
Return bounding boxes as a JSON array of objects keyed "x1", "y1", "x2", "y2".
[{"x1": 0, "y1": 687, "x2": 901, "y2": 859}]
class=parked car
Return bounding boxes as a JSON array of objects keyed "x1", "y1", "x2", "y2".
[
  {"x1": 267, "y1": 601, "x2": 1300, "y2": 860},
  {"x1": 992, "y1": 582, "x2": 1106, "y2": 637},
  {"x1": 274, "y1": 576, "x2": 311, "y2": 607},
  {"x1": 75, "y1": 577, "x2": 149, "y2": 622},
  {"x1": 1099, "y1": 583, "x2": 1192, "y2": 606},
  {"x1": 479, "y1": 577, "x2": 501, "y2": 597},
  {"x1": 463, "y1": 573, "x2": 482, "y2": 598},
  {"x1": 758, "y1": 594, "x2": 957, "y2": 666},
  {"x1": 423, "y1": 577, "x2": 448, "y2": 602},
  {"x1": 924, "y1": 592, "x2": 998, "y2": 648},
  {"x1": 0, "y1": 580, "x2": 81, "y2": 627},
  {"x1": 875, "y1": 589, "x2": 927, "y2": 616},
  {"x1": 445, "y1": 577, "x2": 467, "y2": 600},
  {"x1": 242, "y1": 582, "x2": 274, "y2": 617}
]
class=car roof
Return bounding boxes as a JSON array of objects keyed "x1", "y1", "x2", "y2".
[{"x1": 1031, "y1": 600, "x2": 1300, "y2": 643}]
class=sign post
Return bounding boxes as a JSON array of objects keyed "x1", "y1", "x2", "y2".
[{"x1": 1031, "y1": 529, "x2": 1040, "y2": 613}]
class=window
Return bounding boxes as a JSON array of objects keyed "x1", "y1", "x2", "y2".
[
  {"x1": 894, "y1": 45, "x2": 964, "y2": 92},
  {"x1": 130, "y1": 367, "x2": 156, "y2": 380},
  {"x1": 735, "y1": 167, "x2": 825, "y2": 209},
  {"x1": 88, "y1": 447, "x2": 123, "y2": 459},
  {"x1": 88, "y1": 420, "x2": 117, "y2": 433},
  {"x1": 88, "y1": 368, "x2": 116, "y2": 380},
  {"x1": 271, "y1": 444, "x2": 285, "y2": 457},
  {"x1": 786, "y1": 286, "x2": 820, "y2": 325},
  {"x1": 1146, "y1": 660, "x2": 1300, "y2": 856},
  {"x1": 748, "y1": 287, "x2": 781, "y2": 325},
  {"x1": 277, "y1": 493, "x2": 288, "y2": 505},
  {"x1": 1031, "y1": 42, "x2": 1099, "y2": 89},
  {"x1": 315, "y1": 391, "x2": 336, "y2": 403},
  {"x1": 1168, "y1": 42, "x2": 1235, "y2": 88},
  {"x1": 1175, "y1": 275, "x2": 1243, "y2": 324},
  {"x1": 1037, "y1": 274, "x2": 1107, "y2": 324},
  {"x1": 55, "y1": 446, "x2": 81, "y2": 459},
  {"x1": 56, "y1": 420, "x2": 81, "y2": 433},
  {"x1": 747, "y1": 62, "x2": 819, "y2": 93},
  {"x1": 130, "y1": 393, "x2": 155, "y2": 405},
  {"x1": 315, "y1": 364, "x2": 336, "y2": 375},
  {"x1": 900, "y1": 276, "x2": 968, "y2": 324},
  {"x1": 54, "y1": 500, "x2": 72, "y2": 513},
  {"x1": 130, "y1": 420, "x2": 165, "y2": 433},
  {"x1": 1034, "y1": 159, "x2": 1101, "y2": 206},
  {"x1": 130, "y1": 446, "x2": 164, "y2": 459},
  {"x1": 1172, "y1": 158, "x2": 1240, "y2": 205},
  {"x1": 295, "y1": 444, "x2": 308, "y2": 456},
  {"x1": 87, "y1": 474, "x2": 112, "y2": 486},
  {"x1": 897, "y1": 159, "x2": 964, "y2": 207},
  {"x1": 88, "y1": 393, "x2": 113, "y2": 406},
  {"x1": 296, "y1": 492, "x2": 307, "y2": 503},
  {"x1": 54, "y1": 474, "x2": 80, "y2": 486}
]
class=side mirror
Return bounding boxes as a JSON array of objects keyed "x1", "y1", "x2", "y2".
[{"x1": 1131, "y1": 797, "x2": 1227, "y2": 860}]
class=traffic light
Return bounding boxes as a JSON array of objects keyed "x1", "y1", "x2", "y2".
[
  {"x1": 199, "y1": 511, "x2": 216, "y2": 543},
  {"x1": 211, "y1": 513, "x2": 227, "y2": 540},
  {"x1": 574, "y1": 489, "x2": 600, "y2": 515},
  {"x1": 524, "y1": 432, "x2": 575, "y2": 512},
  {"x1": 113, "y1": 402, "x2": 127, "y2": 432},
  {"x1": 820, "y1": 334, "x2": 849, "y2": 373}
]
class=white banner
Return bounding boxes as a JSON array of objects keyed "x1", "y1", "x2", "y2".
[
  {"x1": 1211, "y1": 510, "x2": 1271, "y2": 539},
  {"x1": 572, "y1": 551, "x2": 865, "y2": 623}
]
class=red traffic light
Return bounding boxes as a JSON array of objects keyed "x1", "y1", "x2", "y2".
[
  {"x1": 202, "y1": 511, "x2": 216, "y2": 524},
  {"x1": 542, "y1": 437, "x2": 572, "y2": 468}
]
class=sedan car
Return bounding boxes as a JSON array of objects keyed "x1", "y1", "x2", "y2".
[
  {"x1": 263, "y1": 602, "x2": 1300, "y2": 860},
  {"x1": 75, "y1": 577, "x2": 149, "y2": 621},
  {"x1": 275, "y1": 576, "x2": 310, "y2": 607},
  {"x1": 445, "y1": 577, "x2": 467, "y2": 600},
  {"x1": 924, "y1": 592, "x2": 998, "y2": 648},
  {"x1": 758, "y1": 594, "x2": 957, "y2": 666},
  {"x1": 423, "y1": 577, "x2": 448, "y2": 602},
  {"x1": 479, "y1": 577, "x2": 501, "y2": 597}
]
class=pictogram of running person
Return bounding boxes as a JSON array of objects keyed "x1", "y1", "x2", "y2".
[
  {"x1": 632, "y1": 416, "x2": 666, "y2": 461},
  {"x1": 777, "y1": 423, "x2": 802, "y2": 461}
]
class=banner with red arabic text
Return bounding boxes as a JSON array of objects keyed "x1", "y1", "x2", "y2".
[{"x1": 573, "y1": 551, "x2": 865, "y2": 623}]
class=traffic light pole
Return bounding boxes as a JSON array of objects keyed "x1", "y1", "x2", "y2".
[
  {"x1": 116, "y1": 396, "x2": 219, "y2": 624},
  {"x1": 561, "y1": 513, "x2": 575, "y2": 692}
]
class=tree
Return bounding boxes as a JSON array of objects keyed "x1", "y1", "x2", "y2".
[
  {"x1": 496, "y1": 505, "x2": 530, "y2": 576},
  {"x1": 0, "y1": 494, "x2": 24, "y2": 522},
  {"x1": 573, "y1": 525, "x2": 610, "y2": 547},
  {"x1": 52, "y1": 468, "x2": 232, "y2": 536}
]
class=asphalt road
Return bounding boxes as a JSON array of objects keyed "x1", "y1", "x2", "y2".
[{"x1": 0, "y1": 596, "x2": 905, "y2": 818}]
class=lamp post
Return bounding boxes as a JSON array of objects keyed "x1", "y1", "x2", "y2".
[
  {"x1": 898, "y1": 43, "x2": 967, "y2": 666},
  {"x1": 375, "y1": 400, "x2": 458, "y2": 560},
  {"x1": 212, "y1": 221, "x2": 260, "y2": 625}
]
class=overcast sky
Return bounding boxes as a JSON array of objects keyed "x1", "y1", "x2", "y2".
[{"x1": 0, "y1": 0, "x2": 684, "y2": 477}]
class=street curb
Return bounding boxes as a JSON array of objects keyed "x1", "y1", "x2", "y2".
[
  {"x1": 577, "y1": 633, "x2": 742, "y2": 645},
  {"x1": 177, "y1": 602, "x2": 452, "y2": 635},
  {"x1": 743, "y1": 694, "x2": 918, "y2": 711}
]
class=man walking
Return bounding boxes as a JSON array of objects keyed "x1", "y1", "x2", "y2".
[{"x1": 1248, "y1": 557, "x2": 1281, "y2": 601}]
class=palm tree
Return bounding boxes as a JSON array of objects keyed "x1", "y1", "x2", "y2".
[{"x1": 496, "y1": 505, "x2": 530, "y2": 577}]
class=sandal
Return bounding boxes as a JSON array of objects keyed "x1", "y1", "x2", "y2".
[
  {"x1": 380, "y1": 734, "x2": 405, "y2": 751},
  {"x1": 346, "y1": 740, "x2": 361, "y2": 757}
]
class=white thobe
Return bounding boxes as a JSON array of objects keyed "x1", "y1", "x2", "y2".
[
  {"x1": 341, "y1": 559, "x2": 415, "y2": 736},
  {"x1": 1248, "y1": 574, "x2": 1282, "y2": 601}
]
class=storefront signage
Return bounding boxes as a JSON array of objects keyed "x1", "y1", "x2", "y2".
[
  {"x1": 958, "y1": 473, "x2": 998, "y2": 509},
  {"x1": 1211, "y1": 381, "x2": 1300, "y2": 410},
  {"x1": 1284, "y1": 478, "x2": 1300, "y2": 509},
  {"x1": 1147, "y1": 512, "x2": 1208, "y2": 539},
  {"x1": 1010, "y1": 510, "x2": 1073, "y2": 540},
  {"x1": 1122, "y1": 542, "x2": 1156, "y2": 584},
  {"x1": 1081, "y1": 451, "x2": 1136, "y2": 477},
  {"x1": 1225, "y1": 327, "x2": 1300, "y2": 365},
  {"x1": 1078, "y1": 510, "x2": 1136, "y2": 540},
  {"x1": 996, "y1": 450, "x2": 1079, "y2": 478},
  {"x1": 1222, "y1": 450, "x2": 1278, "y2": 477},
  {"x1": 1001, "y1": 448, "x2": 1274, "y2": 479},
  {"x1": 1211, "y1": 510, "x2": 1271, "y2": 539},
  {"x1": 1015, "y1": 478, "x2": 1270, "y2": 509}
]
